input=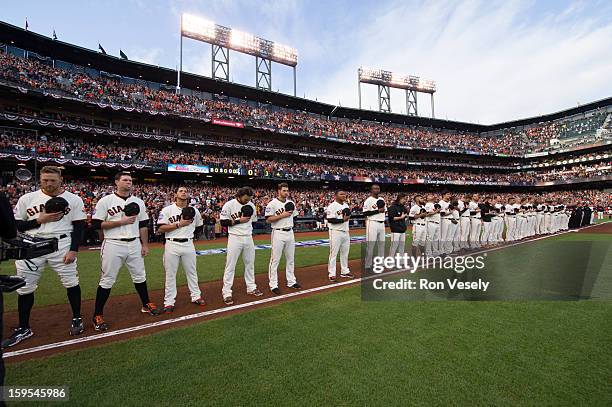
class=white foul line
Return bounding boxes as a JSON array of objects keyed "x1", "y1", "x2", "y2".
[{"x1": 3, "y1": 222, "x2": 606, "y2": 359}]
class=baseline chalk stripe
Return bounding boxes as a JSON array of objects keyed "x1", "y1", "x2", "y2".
[{"x1": 4, "y1": 223, "x2": 604, "y2": 359}]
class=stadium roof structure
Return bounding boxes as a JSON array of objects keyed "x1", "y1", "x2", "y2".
[{"x1": 1, "y1": 21, "x2": 611, "y2": 133}]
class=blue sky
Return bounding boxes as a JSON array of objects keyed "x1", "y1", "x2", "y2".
[{"x1": 3, "y1": 0, "x2": 612, "y2": 123}]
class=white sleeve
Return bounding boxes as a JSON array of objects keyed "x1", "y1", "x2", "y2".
[
  {"x1": 92, "y1": 198, "x2": 107, "y2": 221},
  {"x1": 195, "y1": 210, "x2": 204, "y2": 227},
  {"x1": 264, "y1": 203, "x2": 274, "y2": 217},
  {"x1": 220, "y1": 203, "x2": 230, "y2": 220},
  {"x1": 157, "y1": 208, "x2": 169, "y2": 225},
  {"x1": 71, "y1": 197, "x2": 87, "y2": 222},
  {"x1": 14, "y1": 196, "x2": 28, "y2": 221},
  {"x1": 362, "y1": 199, "x2": 368, "y2": 212},
  {"x1": 326, "y1": 205, "x2": 338, "y2": 219},
  {"x1": 138, "y1": 201, "x2": 149, "y2": 222},
  {"x1": 251, "y1": 203, "x2": 258, "y2": 221}
]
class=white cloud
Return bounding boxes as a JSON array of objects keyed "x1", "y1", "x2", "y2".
[{"x1": 307, "y1": 0, "x2": 612, "y2": 123}]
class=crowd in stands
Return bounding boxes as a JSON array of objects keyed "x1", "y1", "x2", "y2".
[
  {"x1": 1, "y1": 133, "x2": 610, "y2": 185},
  {"x1": 2, "y1": 177, "x2": 610, "y2": 244},
  {"x1": 1, "y1": 49, "x2": 610, "y2": 156},
  {"x1": 0, "y1": 105, "x2": 524, "y2": 168}
]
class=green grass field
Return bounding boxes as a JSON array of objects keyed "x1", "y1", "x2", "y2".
[{"x1": 4, "y1": 224, "x2": 611, "y2": 406}]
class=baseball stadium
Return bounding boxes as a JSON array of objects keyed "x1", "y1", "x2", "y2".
[{"x1": 0, "y1": 2, "x2": 611, "y2": 406}]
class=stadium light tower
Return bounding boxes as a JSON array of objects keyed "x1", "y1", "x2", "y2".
[
  {"x1": 357, "y1": 68, "x2": 436, "y2": 117},
  {"x1": 177, "y1": 13, "x2": 298, "y2": 96}
]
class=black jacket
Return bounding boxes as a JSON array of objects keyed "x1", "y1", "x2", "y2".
[{"x1": 387, "y1": 203, "x2": 407, "y2": 233}]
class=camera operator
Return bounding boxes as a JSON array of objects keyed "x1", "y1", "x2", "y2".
[
  {"x1": 0, "y1": 191, "x2": 18, "y2": 387},
  {"x1": 2, "y1": 166, "x2": 86, "y2": 350}
]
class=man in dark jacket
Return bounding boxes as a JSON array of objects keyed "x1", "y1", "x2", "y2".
[{"x1": 388, "y1": 193, "x2": 408, "y2": 259}]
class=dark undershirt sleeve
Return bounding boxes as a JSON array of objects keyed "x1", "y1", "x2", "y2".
[
  {"x1": 220, "y1": 219, "x2": 233, "y2": 227},
  {"x1": 70, "y1": 220, "x2": 85, "y2": 251},
  {"x1": 327, "y1": 218, "x2": 344, "y2": 224},
  {"x1": 16, "y1": 219, "x2": 39, "y2": 232}
]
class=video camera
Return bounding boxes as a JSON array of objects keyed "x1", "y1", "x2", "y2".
[{"x1": 0, "y1": 233, "x2": 58, "y2": 293}]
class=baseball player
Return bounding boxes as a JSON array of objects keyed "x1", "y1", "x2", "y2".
[
  {"x1": 493, "y1": 195, "x2": 505, "y2": 243},
  {"x1": 458, "y1": 194, "x2": 471, "y2": 250},
  {"x1": 449, "y1": 198, "x2": 461, "y2": 252},
  {"x1": 516, "y1": 198, "x2": 528, "y2": 239},
  {"x1": 157, "y1": 186, "x2": 205, "y2": 313},
  {"x1": 527, "y1": 199, "x2": 537, "y2": 237},
  {"x1": 2, "y1": 166, "x2": 86, "y2": 349},
  {"x1": 91, "y1": 172, "x2": 161, "y2": 332},
  {"x1": 220, "y1": 187, "x2": 262, "y2": 305},
  {"x1": 387, "y1": 193, "x2": 408, "y2": 260},
  {"x1": 561, "y1": 201, "x2": 571, "y2": 230},
  {"x1": 362, "y1": 184, "x2": 386, "y2": 271},
  {"x1": 408, "y1": 194, "x2": 427, "y2": 257},
  {"x1": 326, "y1": 190, "x2": 354, "y2": 280},
  {"x1": 535, "y1": 198, "x2": 545, "y2": 235},
  {"x1": 468, "y1": 194, "x2": 482, "y2": 248},
  {"x1": 265, "y1": 182, "x2": 301, "y2": 295},
  {"x1": 504, "y1": 197, "x2": 517, "y2": 241},
  {"x1": 424, "y1": 194, "x2": 441, "y2": 256},
  {"x1": 480, "y1": 198, "x2": 494, "y2": 246},
  {"x1": 438, "y1": 192, "x2": 453, "y2": 254}
]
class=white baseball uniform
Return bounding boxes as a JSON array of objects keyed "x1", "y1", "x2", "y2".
[
  {"x1": 493, "y1": 203, "x2": 504, "y2": 243},
  {"x1": 504, "y1": 203, "x2": 517, "y2": 241},
  {"x1": 408, "y1": 204, "x2": 426, "y2": 247},
  {"x1": 438, "y1": 199, "x2": 453, "y2": 254},
  {"x1": 458, "y1": 200, "x2": 471, "y2": 249},
  {"x1": 515, "y1": 204, "x2": 525, "y2": 239},
  {"x1": 527, "y1": 205, "x2": 536, "y2": 237},
  {"x1": 157, "y1": 204, "x2": 203, "y2": 307},
  {"x1": 14, "y1": 190, "x2": 85, "y2": 295},
  {"x1": 93, "y1": 193, "x2": 149, "y2": 289},
  {"x1": 561, "y1": 205, "x2": 570, "y2": 230},
  {"x1": 326, "y1": 200, "x2": 350, "y2": 277},
  {"x1": 535, "y1": 204, "x2": 545, "y2": 234},
  {"x1": 220, "y1": 199, "x2": 258, "y2": 298},
  {"x1": 424, "y1": 202, "x2": 441, "y2": 256},
  {"x1": 363, "y1": 196, "x2": 386, "y2": 269},
  {"x1": 265, "y1": 198, "x2": 298, "y2": 289},
  {"x1": 451, "y1": 206, "x2": 461, "y2": 252}
]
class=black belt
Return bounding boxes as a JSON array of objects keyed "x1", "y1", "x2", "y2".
[
  {"x1": 41, "y1": 234, "x2": 68, "y2": 239},
  {"x1": 166, "y1": 238, "x2": 191, "y2": 243},
  {"x1": 368, "y1": 220, "x2": 385, "y2": 223},
  {"x1": 108, "y1": 237, "x2": 138, "y2": 242},
  {"x1": 274, "y1": 228, "x2": 293, "y2": 232},
  {"x1": 428, "y1": 221, "x2": 440, "y2": 224}
]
